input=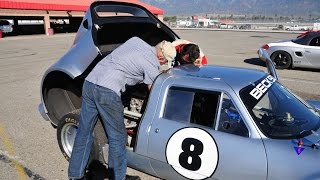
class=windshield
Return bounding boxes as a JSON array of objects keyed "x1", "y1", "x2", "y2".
[
  {"x1": 0, "y1": 20, "x2": 10, "y2": 26},
  {"x1": 240, "y1": 75, "x2": 320, "y2": 139},
  {"x1": 94, "y1": 5, "x2": 149, "y2": 18},
  {"x1": 291, "y1": 36, "x2": 306, "y2": 45}
]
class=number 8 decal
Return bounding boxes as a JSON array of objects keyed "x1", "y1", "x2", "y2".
[
  {"x1": 166, "y1": 127, "x2": 219, "y2": 180},
  {"x1": 179, "y1": 138, "x2": 203, "y2": 171}
]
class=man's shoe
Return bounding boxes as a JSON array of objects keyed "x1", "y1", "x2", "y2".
[{"x1": 125, "y1": 175, "x2": 141, "y2": 180}]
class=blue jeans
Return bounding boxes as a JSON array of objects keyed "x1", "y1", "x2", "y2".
[{"x1": 68, "y1": 81, "x2": 127, "y2": 180}]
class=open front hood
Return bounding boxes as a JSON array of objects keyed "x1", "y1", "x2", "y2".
[
  {"x1": 73, "y1": 0, "x2": 178, "y2": 47},
  {"x1": 89, "y1": 1, "x2": 178, "y2": 46}
]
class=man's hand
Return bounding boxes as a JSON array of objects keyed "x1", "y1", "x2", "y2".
[
  {"x1": 160, "y1": 68, "x2": 172, "y2": 73},
  {"x1": 194, "y1": 59, "x2": 202, "y2": 67}
]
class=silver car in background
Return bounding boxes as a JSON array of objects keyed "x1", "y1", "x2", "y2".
[
  {"x1": 0, "y1": 20, "x2": 13, "y2": 33},
  {"x1": 258, "y1": 31, "x2": 320, "y2": 69}
]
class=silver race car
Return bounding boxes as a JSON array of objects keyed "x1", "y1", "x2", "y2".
[
  {"x1": 258, "y1": 31, "x2": 320, "y2": 69},
  {"x1": 38, "y1": 1, "x2": 320, "y2": 179}
]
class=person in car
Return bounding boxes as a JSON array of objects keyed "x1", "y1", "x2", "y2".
[
  {"x1": 68, "y1": 37, "x2": 176, "y2": 180},
  {"x1": 171, "y1": 39, "x2": 208, "y2": 67}
]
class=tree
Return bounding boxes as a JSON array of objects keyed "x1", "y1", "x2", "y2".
[
  {"x1": 171, "y1": 16, "x2": 177, "y2": 22},
  {"x1": 163, "y1": 16, "x2": 177, "y2": 22},
  {"x1": 280, "y1": 16, "x2": 283, "y2": 21},
  {"x1": 163, "y1": 16, "x2": 170, "y2": 22}
]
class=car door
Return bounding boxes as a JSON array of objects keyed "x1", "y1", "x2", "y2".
[
  {"x1": 304, "y1": 36, "x2": 320, "y2": 68},
  {"x1": 147, "y1": 78, "x2": 267, "y2": 180}
]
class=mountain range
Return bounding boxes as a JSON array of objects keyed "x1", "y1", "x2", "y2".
[{"x1": 140, "y1": 0, "x2": 320, "y2": 17}]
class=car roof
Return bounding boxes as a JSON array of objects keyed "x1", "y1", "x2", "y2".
[
  {"x1": 169, "y1": 65, "x2": 267, "y2": 89},
  {"x1": 294, "y1": 31, "x2": 320, "y2": 45},
  {"x1": 301, "y1": 31, "x2": 320, "y2": 39}
]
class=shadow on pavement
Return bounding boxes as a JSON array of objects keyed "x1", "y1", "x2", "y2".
[
  {"x1": 294, "y1": 67, "x2": 320, "y2": 73},
  {"x1": 244, "y1": 58, "x2": 320, "y2": 72},
  {"x1": 84, "y1": 160, "x2": 140, "y2": 180},
  {"x1": 85, "y1": 160, "x2": 109, "y2": 180},
  {"x1": 244, "y1": 58, "x2": 266, "y2": 67}
]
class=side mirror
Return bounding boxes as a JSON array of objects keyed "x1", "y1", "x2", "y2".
[{"x1": 258, "y1": 48, "x2": 278, "y2": 80}]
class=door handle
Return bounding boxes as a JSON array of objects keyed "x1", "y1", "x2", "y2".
[{"x1": 155, "y1": 128, "x2": 160, "y2": 133}]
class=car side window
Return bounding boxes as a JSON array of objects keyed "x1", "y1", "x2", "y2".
[
  {"x1": 216, "y1": 94, "x2": 249, "y2": 137},
  {"x1": 309, "y1": 37, "x2": 320, "y2": 46},
  {"x1": 163, "y1": 88, "x2": 249, "y2": 137},
  {"x1": 163, "y1": 87, "x2": 220, "y2": 127},
  {"x1": 163, "y1": 88, "x2": 194, "y2": 122}
]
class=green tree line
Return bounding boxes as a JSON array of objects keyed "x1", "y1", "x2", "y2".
[{"x1": 163, "y1": 16, "x2": 177, "y2": 22}]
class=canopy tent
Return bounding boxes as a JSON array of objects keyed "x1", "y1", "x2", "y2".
[{"x1": 0, "y1": 0, "x2": 164, "y2": 15}]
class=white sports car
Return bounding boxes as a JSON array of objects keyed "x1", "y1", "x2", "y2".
[{"x1": 258, "y1": 31, "x2": 320, "y2": 69}]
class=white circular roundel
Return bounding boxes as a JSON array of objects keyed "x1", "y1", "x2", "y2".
[{"x1": 166, "y1": 127, "x2": 218, "y2": 180}]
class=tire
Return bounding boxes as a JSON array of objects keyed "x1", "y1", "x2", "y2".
[
  {"x1": 270, "y1": 51, "x2": 292, "y2": 69},
  {"x1": 57, "y1": 109, "x2": 101, "y2": 162}
]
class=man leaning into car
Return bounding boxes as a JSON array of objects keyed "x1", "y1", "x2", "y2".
[
  {"x1": 171, "y1": 39, "x2": 207, "y2": 67},
  {"x1": 68, "y1": 37, "x2": 176, "y2": 180}
]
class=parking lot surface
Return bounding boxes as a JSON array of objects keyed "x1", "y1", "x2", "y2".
[{"x1": 0, "y1": 30, "x2": 319, "y2": 179}]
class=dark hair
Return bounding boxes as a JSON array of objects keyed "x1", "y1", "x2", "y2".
[{"x1": 181, "y1": 44, "x2": 200, "y2": 63}]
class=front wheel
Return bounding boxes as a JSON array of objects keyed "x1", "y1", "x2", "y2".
[
  {"x1": 270, "y1": 51, "x2": 292, "y2": 69},
  {"x1": 57, "y1": 109, "x2": 100, "y2": 161}
]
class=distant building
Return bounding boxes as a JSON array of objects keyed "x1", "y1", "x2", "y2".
[
  {"x1": 192, "y1": 15, "x2": 218, "y2": 27},
  {"x1": 219, "y1": 19, "x2": 235, "y2": 24},
  {"x1": 0, "y1": 0, "x2": 164, "y2": 35},
  {"x1": 176, "y1": 20, "x2": 192, "y2": 27}
]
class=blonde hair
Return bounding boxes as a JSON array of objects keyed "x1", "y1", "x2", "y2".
[{"x1": 156, "y1": 40, "x2": 176, "y2": 63}]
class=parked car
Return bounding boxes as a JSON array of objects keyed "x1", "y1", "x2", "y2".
[
  {"x1": 239, "y1": 24, "x2": 251, "y2": 30},
  {"x1": 38, "y1": 1, "x2": 320, "y2": 180},
  {"x1": 258, "y1": 31, "x2": 320, "y2": 69},
  {"x1": 219, "y1": 23, "x2": 228, "y2": 29},
  {"x1": 314, "y1": 23, "x2": 320, "y2": 31},
  {"x1": 285, "y1": 25, "x2": 309, "y2": 31},
  {"x1": 220, "y1": 23, "x2": 237, "y2": 29},
  {"x1": 272, "y1": 25, "x2": 284, "y2": 30},
  {"x1": 0, "y1": 20, "x2": 13, "y2": 34}
]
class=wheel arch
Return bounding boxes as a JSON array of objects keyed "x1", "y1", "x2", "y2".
[{"x1": 42, "y1": 71, "x2": 84, "y2": 126}]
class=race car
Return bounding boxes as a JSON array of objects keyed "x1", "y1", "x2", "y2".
[
  {"x1": 258, "y1": 31, "x2": 320, "y2": 69},
  {"x1": 38, "y1": 1, "x2": 320, "y2": 180}
]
